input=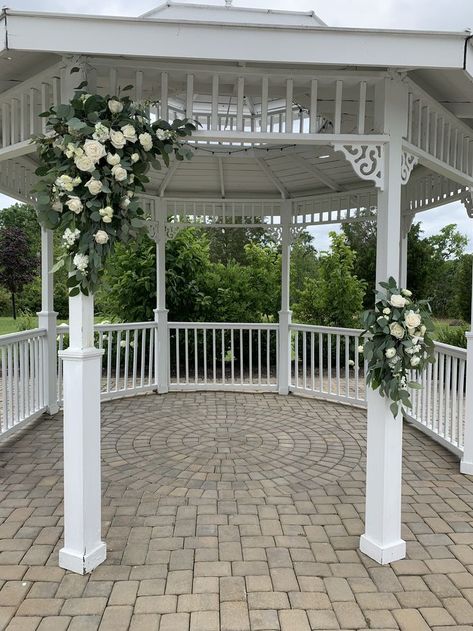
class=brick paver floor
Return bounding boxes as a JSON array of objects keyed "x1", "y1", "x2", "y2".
[{"x1": 0, "y1": 391, "x2": 473, "y2": 630}]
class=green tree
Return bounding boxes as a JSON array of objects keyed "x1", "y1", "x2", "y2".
[
  {"x1": 0, "y1": 226, "x2": 38, "y2": 319},
  {"x1": 342, "y1": 217, "x2": 376, "y2": 308},
  {"x1": 293, "y1": 232, "x2": 365, "y2": 327},
  {"x1": 290, "y1": 231, "x2": 319, "y2": 299},
  {"x1": 454, "y1": 253, "x2": 472, "y2": 323}
]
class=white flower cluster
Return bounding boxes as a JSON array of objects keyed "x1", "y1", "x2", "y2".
[
  {"x1": 99, "y1": 206, "x2": 114, "y2": 223},
  {"x1": 156, "y1": 128, "x2": 176, "y2": 142},
  {"x1": 73, "y1": 253, "x2": 89, "y2": 272},
  {"x1": 62, "y1": 228, "x2": 80, "y2": 247}
]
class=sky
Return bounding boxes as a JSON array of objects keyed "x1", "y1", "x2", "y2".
[{"x1": 1, "y1": 0, "x2": 472, "y2": 249}]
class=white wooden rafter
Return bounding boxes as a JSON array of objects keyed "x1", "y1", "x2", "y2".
[
  {"x1": 158, "y1": 160, "x2": 180, "y2": 197},
  {"x1": 254, "y1": 157, "x2": 290, "y2": 199},
  {"x1": 288, "y1": 153, "x2": 342, "y2": 192},
  {"x1": 217, "y1": 157, "x2": 225, "y2": 198}
]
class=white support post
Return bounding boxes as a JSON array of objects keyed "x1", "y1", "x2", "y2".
[
  {"x1": 360, "y1": 77, "x2": 408, "y2": 565},
  {"x1": 57, "y1": 57, "x2": 106, "y2": 574},
  {"x1": 154, "y1": 199, "x2": 169, "y2": 394},
  {"x1": 278, "y1": 200, "x2": 292, "y2": 395},
  {"x1": 399, "y1": 211, "x2": 412, "y2": 289},
  {"x1": 59, "y1": 292, "x2": 105, "y2": 574},
  {"x1": 37, "y1": 228, "x2": 58, "y2": 415},
  {"x1": 460, "y1": 252, "x2": 473, "y2": 474}
]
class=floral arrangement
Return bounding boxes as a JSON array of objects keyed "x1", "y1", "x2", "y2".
[
  {"x1": 361, "y1": 277, "x2": 435, "y2": 417},
  {"x1": 33, "y1": 84, "x2": 195, "y2": 296}
]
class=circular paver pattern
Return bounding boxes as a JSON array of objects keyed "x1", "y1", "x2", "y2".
[{"x1": 101, "y1": 391, "x2": 364, "y2": 496}]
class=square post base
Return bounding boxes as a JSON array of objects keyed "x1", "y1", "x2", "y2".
[
  {"x1": 360, "y1": 534, "x2": 406, "y2": 565},
  {"x1": 59, "y1": 542, "x2": 106, "y2": 575},
  {"x1": 460, "y1": 460, "x2": 473, "y2": 475}
]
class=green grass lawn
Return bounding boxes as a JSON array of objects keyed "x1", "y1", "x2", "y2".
[{"x1": 0, "y1": 316, "x2": 70, "y2": 336}]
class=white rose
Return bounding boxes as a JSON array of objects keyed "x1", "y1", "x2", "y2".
[
  {"x1": 404, "y1": 310, "x2": 421, "y2": 330},
  {"x1": 383, "y1": 307, "x2": 391, "y2": 315},
  {"x1": 410, "y1": 356, "x2": 421, "y2": 367},
  {"x1": 420, "y1": 325, "x2": 427, "y2": 336},
  {"x1": 103, "y1": 215, "x2": 112, "y2": 223},
  {"x1": 83, "y1": 139, "x2": 106, "y2": 163},
  {"x1": 402, "y1": 289, "x2": 413, "y2": 297},
  {"x1": 156, "y1": 128, "x2": 167, "y2": 141},
  {"x1": 72, "y1": 176, "x2": 81, "y2": 187},
  {"x1": 131, "y1": 152, "x2": 140, "y2": 163},
  {"x1": 348, "y1": 359, "x2": 355, "y2": 367},
  {"x1": 55, "y1": 175, "x2": 75, "y2": 192},
  {"x1": 110, "y1": 130, "x2": 126, "y2": 150},
  {"x1": 85, "y1": 178, "x2": 103, "y2": 195},
  {"x1": 390, "y1": 294, "x2": 407, "y2": 309},
  {"x1": 94, "y1": 230, "x2": 109, "y2": 245},
  {"x1": 108, "y1": 99, "x2": 123, "y2": 114},
  {"x1": 65, "y1": 197, "x2": 83, "y2": 214},
  {"x1": 106, "y1": 152, "x2": 121, "y2": 166},
  {"x1": 111, "y1": 164, "x2": 128, "y2": 182},
  {"x1": 121, "y1": 124, "x2": 137, "y2": 143},
  {"x1": 52, "y1": 200, "x2": 63, "y2": 212},
  {"x1": 73, "y1": 253, "x2": 89, "y2": 272},
  {"x1": 74, "y1": 154, "x2": 95, "y2": 172},
  {"x1": 385, "y1": 348, "x2": 396, "y2": 359},
  {"x1": 389, "y1": 322, "x2": 405, "y2": 340},
  {"x1": 139, "y1": 132, "x2": 153, "y2": 151},
  {"x1": 92, "y1": 123, "x2": 110, "y2": 142},
  {"x1": 120, "y1": 197, "x2": 131, "y2": 209},
  {"x1": 357, "y1": 345, "x2": 364, "y2": 353}
]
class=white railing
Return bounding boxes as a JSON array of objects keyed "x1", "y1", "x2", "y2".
[
  {"x1": 57, "y1": 322, "x2": 157, "y2": 402},
  {"x1": 0, "y1": 329, "x2": 47, "y2": 435},
  {"x1": 406, "y1": 342, "x2": 467, "y2": 457},
  {"x1": 289, "y1": 324, "x2": 366, "y2": 406},
  {"x1": 405, "y1": 78, "x2": 473, "y2": 179},
  {"x1": 0, "y1": 322, "x2": 469, "y2": 462},
  {"x1": 168, "y1": 322, "x2": 279, "y2": 391}
]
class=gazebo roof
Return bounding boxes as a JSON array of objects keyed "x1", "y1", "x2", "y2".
[{"x1": 141, "y1": 1, "x2": 326, "y2": 27}]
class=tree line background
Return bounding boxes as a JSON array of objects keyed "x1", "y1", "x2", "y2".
[{"x1": 0, "y1": 203, "x2": 470, "y2": 346}]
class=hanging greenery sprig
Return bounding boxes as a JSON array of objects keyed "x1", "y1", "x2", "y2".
[
  {"x1": 361, "y1": 277, "x2": 436, "y2": 417},
  {"x1": 33, "y1": 84, "x2": 195, "y2": 296}
]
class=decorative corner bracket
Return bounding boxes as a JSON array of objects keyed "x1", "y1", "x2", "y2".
[
  {"x1": 289, "y1": 225, "x2": 306, "y2": 244},
  {"x1": 332, "y1": 144, "x2": 385, "y2": 191},
  {"x1": 147, "y1": 219, "x2": 187, "y2": 242},
  {"x1": 461, "y1": 187, "x2": 473, "y2": 218},
  {"x1": 400, "y1": 151, "x2": 418, "y2": 185}
]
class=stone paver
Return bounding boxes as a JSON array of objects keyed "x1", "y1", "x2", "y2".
[{"x1": 0, "y1": 391, "x2": 472, "y2": 629}]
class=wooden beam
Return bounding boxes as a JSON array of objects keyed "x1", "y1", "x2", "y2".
[
  {"x1": 255, "y1": 157, "x2": 289, "y2": 199},
  {"x1": 217, "y1": 157, "x2": 225, "y2": 198},
  {"x1": 158, "y1": 161, "x2": 179, "y2": 197},
  {"x1": 289, "y1": 153, "x2": 343, "y2": 192}
]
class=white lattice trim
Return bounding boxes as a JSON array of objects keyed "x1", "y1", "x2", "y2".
[
  {"x1": 400, "y1": 151, "x2": 418, "y2": 185},
  {"x1": 332, "y1": 143, "x2": 385, "y2": 190}
]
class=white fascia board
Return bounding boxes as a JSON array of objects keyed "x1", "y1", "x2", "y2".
[{"x1": 3, "y1": 11, "x2": 468, "y2": 70}]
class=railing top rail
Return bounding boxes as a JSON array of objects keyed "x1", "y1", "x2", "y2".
[
  {"x1": 0, "y1": 328, "x2": 47, "y2": 345},
  {"x1": 290, "y1": 323, "x2": 363, "y2": 336},
  {"x1": 433, "y1": 340, "x2": 467, "y2": 360},
  {"x1": 169, "y1": 321, "x2": 278, "y2": 330},
  {"x1": 57, "y1": 322, "x2": 157, "y2": 333}
]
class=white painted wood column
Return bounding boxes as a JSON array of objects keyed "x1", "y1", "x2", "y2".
[
  {"x1": 154, "y1": 199, "x2": 169, "y2": 393},
  {"x1": 460, "y1": 251, "x2": 473, "y2": 474},
  {"x1": 399, "y1": 211, "x2": 412, "y2": 289},
  {"x1": 57, "y1": 56, "x2": 106, "y2": 574},
  {"x1": 278, "y1": 200, "x2": 292, "y2": 395},
  {"x1": 360, "y1": 77, "x2": 408, "y2": 565},
  {"x1": 37, "y1": 228, "x2": 59, "y2": 415},
  {"x1": 58, "y1": 292, "x2": 105, "y2": 574}
]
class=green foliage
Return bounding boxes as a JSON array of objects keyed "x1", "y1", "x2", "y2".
[
  {"x1": 434, "y1": 325, "x2": 468, "y2": 349},
  {"x1": 293, "y1": 232, "x2": 365, "y2": 328},
  {"x1": 0, "y1": 226, "x2": 38, "y2": 319},
  {"x1": 362, "y1": 277, "x2": 435, "y2": 417},
  {"x1": 454, "y1": 253, "x2": 472, "y2": 322},
  {"x1": 33, "y1": 84, "x2": 195, "y2": 295}
]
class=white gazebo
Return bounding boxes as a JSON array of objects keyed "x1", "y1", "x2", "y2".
[{"x1": 1, "y1": 1, "x2": 473, "y2": 575}]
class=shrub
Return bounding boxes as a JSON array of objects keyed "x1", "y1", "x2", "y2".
[{"x1": 434, "y1": 325, "x2": 468, "y2": 349}]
